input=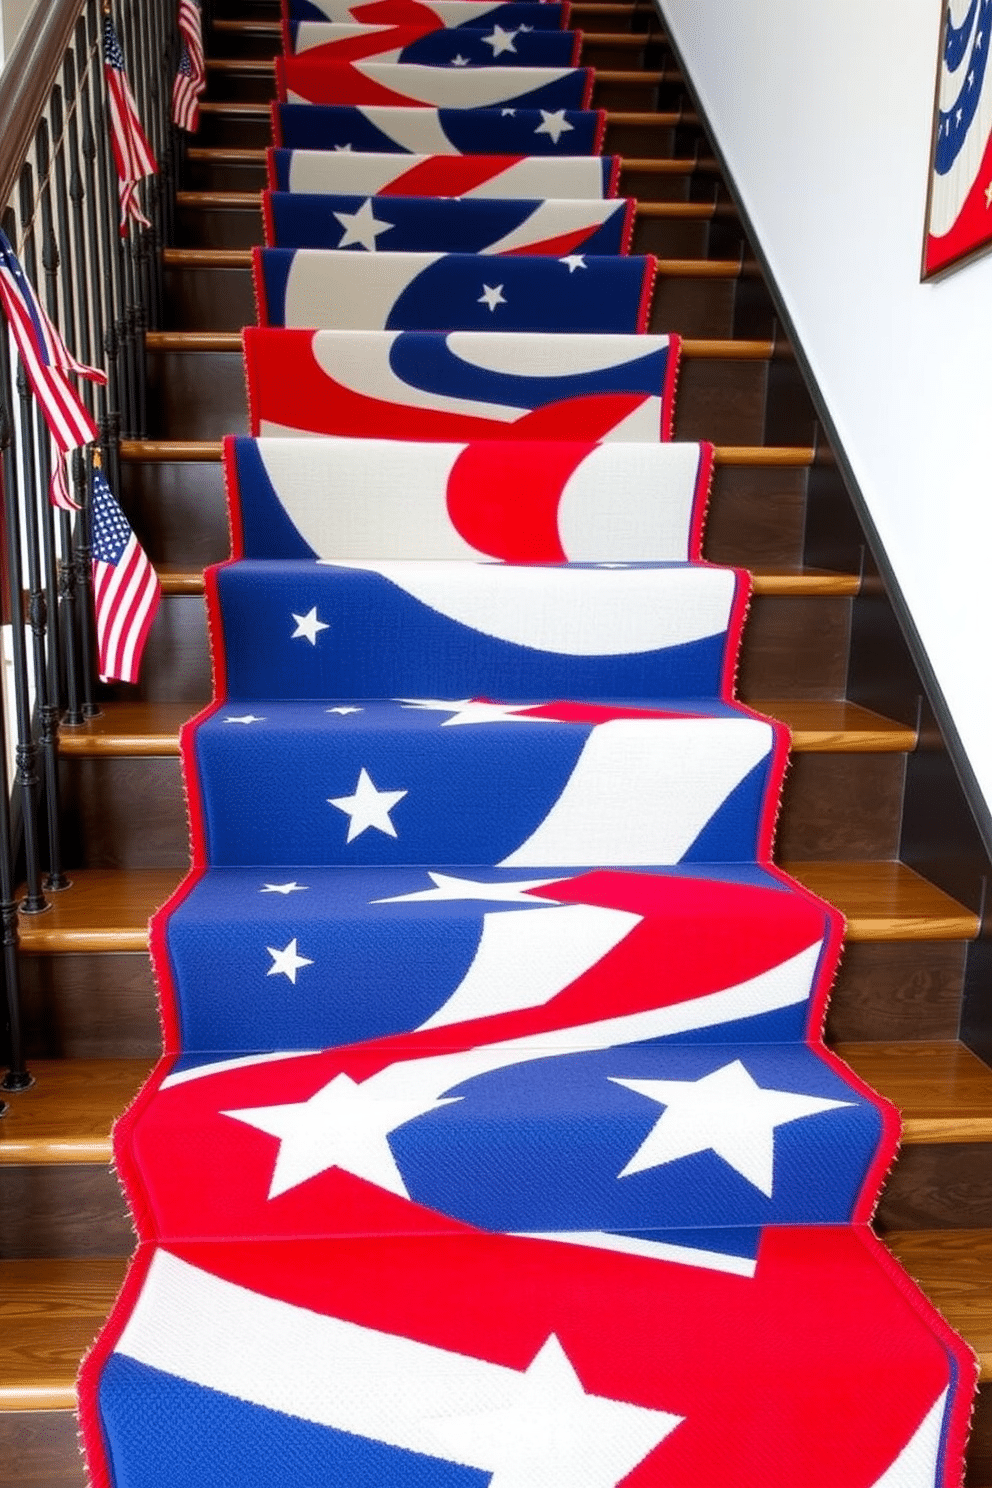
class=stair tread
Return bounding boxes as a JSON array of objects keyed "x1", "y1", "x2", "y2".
[
  {"x1": 164, "y1": 245, "x2": 736, "y2": 270},
  {"x1": 3, "y1": 1044, "x2": 988, "y2": 1167},
  {"x1": 2, "y1": 1232, "x2": 989, "y2": 1410},
  {"x1": 56, "y1": 698, "x2": 914, "y2": 756},
  {"x1": 15, "y1": 863, "x2": 979, "y2": 952},
  {"x1": 122, "y1": 438, "x2": 816, "y2": 465}
]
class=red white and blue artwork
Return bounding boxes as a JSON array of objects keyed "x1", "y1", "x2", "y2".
[
  {"x1": 273, "y1": 103, "x2": 606, "y2": 153},
  {"x1": 242, "y1": 328, "x2": 681, "y2": 440},
  {"x1": 924, "y1": 0, "x2": 992, "y2": 274}
]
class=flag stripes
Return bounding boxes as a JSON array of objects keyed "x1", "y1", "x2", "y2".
[
  {"x1": 103, "y1": 14, "x2": 157, "y2": 233},
  {"x1": 172, "y1": 0, "x2": 206, "y2": 131}
]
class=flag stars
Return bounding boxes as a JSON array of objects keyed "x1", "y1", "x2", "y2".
[
  {"x1": 329, "y1": 767, "x2": 408, "y2": 842},
  {"x1": 333, "y1": 142, "x2": 353, "y2": 151},
  {"x1": 610, "y1": 1059, "x2": 851, "y2": 1196},
  {"x1": 535, "y1": 109, "x2": 573, "y2": 144},
  {"x1": 478, "y1": 282, "x2": 507, "y2": 311},
  {"x1": 450, "y1": 53, "x2": 469, "y2": 65},
  {"x1": 560, "y1": 254, "x2": 587, "y2": 273},
  {"x1": 333, "y1": 198, "x2": 393, "y2": 251},
  {"x1": 266, "y1": 937, "x2": 314, "y2": 984},
  {"x1": 482, "y1": 24, "x2": 519, "y2": 55},
  {"x1": 224, "y1": 714, "x2": 265, "y2": 725},
  {"x1": 291, "y1": 607, "x2": 329, "y2": 645},
  {"x1": 500, "y1": 107, "x2": 516, "y2": 116},
  {"x1": 260, "y1": 882, "x2": 309, "y2": 895},
  {"x1": 326, "y1": 706, "x2": 363, "y2": 715}
]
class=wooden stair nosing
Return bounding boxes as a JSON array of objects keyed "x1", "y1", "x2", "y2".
[
  {"x1": 2, "y1": 1232, "x2": 989, "y2": 1410},
  {"x1": 184, "y1": 149, "x2": 708, "y2": 175},
  {"x1": 196, "y1": 102, "x2": 702, "y2": 128},
  {"x1": 13, "y1": 864, "x2": 981, "y2": 952},
  {"x1": 163, "y1": 246, "x2": 740, "y2": 277},
  {"x1": 142, "y1": 331, "x2": 779, "y2": 360},
  {"x1": 55, "y1": 699, "x2": 916, "y2": 758},
  {"x1": 4, "y1": 1044, "x2": 990, "y2": 1167}
]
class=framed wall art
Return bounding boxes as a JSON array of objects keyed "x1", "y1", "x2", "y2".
[{"x1": 923, "y1": 0, "x2": 992, "y2": 276}]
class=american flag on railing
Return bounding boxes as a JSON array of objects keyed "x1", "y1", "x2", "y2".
[
  {"x1": 91, "y1": 455, "x2": 160, "y2": 683},
  {"x1": 0, "y1": 228, "x2": 105, "y2": 510},
  {"x1": 103, "y1": 11, "x2": 157, "y2": 234},
  {"x1": 172, "y1": 0, "x2": 206, "y2": 132}
]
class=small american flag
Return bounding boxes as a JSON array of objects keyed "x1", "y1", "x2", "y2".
[
  {"x1": 91, "y1": 459, "x2": 161, "y2": 683},
  {"x1": 103, "y1": 12, "x2": 157, "y2": 235},
  {"x1": 172, "y1": 0, "x2": 206, "y2": 132},
  {"x1": 0, "y1": 228, "x2": 105, "y2": 509}
]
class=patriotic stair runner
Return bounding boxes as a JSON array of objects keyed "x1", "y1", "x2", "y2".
[{"x1": 79, "y1": 9, "x2": 976, "y2": 1488}]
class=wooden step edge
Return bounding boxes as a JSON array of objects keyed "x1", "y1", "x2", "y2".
[
  {"x1": 4, "y1": 1044, "x2": 990, "y2": 1167},
  {"x1": 54, "y1": 698, "x2": 912, "y2": 758},
  {"x1": 2, "y1": 1233, "x2": 990, "y2": 1413},
  {"x1": 121, "y1": 438, "x2": 813, "y2": 466},
  {"x1": 211, "y1": 6, "x2": 655, "y2": 29},
  {"x1": 174, "y1": 188, "x2": 719, "y2": 211},
  {"x1": 204, "y1": 56, "x2": 667, "y2": 82},
  {"x1": 142, "y1": 332, "x2": 777, "y2": 358},
  {"x1": 196, "y1": 101, "x2": 700, "y2": 126},
  {"x1": 162, "y1": 246, "x2": 741, "y2": 278},
  {"x1": 15, "y1": 863, "x2": 980, "y2": 953},
  {"x1": 208, "y1": 27, "x2": 655, "y2": 47},
  {"x1": 185, "y1": 148, "x2": 699, "y2": 169}
]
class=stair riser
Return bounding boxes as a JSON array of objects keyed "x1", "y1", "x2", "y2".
[
  {"x1": 55, "y1": 745, "x2": 904, "y2": 873},
  {"x1": 4, "y1": 1136, "x2": 990, "y2": 1264},
  {"x1": 18, "y1": 941, "x2": 967, "y2": 1062},
  {"x1": 121, "y1": 457, "x2": 812, "y2": 573},
  {"x1": 163, "y1": 259, "x2": 762, "y2": 340},
  {"x1": 144, "y1": 347, "x2": 772, "y2": 445},
  {"x1": 99, "y1": 588, "x2": 850, "y2": 703}
]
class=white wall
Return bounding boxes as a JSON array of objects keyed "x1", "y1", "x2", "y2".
[
  {"x1": 0, "y1": 0, "x2": 37, "y2": 63},
  {"x1": 660, "y1": 0, "x2": 992, "y2": 821}
]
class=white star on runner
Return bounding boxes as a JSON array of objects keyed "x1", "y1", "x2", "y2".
[
  {"x1": 373, "y1": 870, "x2": 565, "y2": 905},
  {"x1": 450, "y1": 53, "x2": 469, "y2": 65},
  {"x1": 425, "y1": 1333, "x2": 682, "y2": 1488},
  {"x1": 266, "y1": 938, "x2": 314, "y2": 985},
  {"x1": 223, "y1": 1070, "x2": 459, "y2": 1197},
  {"x1": 610, "y1": 1058, "x2": 851, "y2": 1195},
  {"x1": 223, "y1": 714, "x2": 265, "y2": 724},
  {"x1": 482, "y1": 24, "x2": 518, "y2": 55},
  {"x1": 333, "y1": 198, "x2": 393, "y2": 251},
  {"x1": 479, "y1": 282, "x2": 507, "y2": 311},
  {"x1": 500, "y1": 107, "x2": 516, "y2": 115},
  {"x1": 398, "y1": 697, "x2": 554, "y2": 726},
  {"x1": 560, "y1": 254, "x2": 587, "y2": 273},
  {"x1": 291, "y1": 607, "x2": 329, "y2": 644},
  {"x1": 534, "y1": 109, "x2": 573, "y2": 144},
  {"x1": 326, "y1": 706, "x2": 363, "y2": 715},
  {"x1": 329, "y1": 767, "x2": 407, "y2": 842},
  {"x1": 333, "y1": 142, "x2": 353, "y2": 151},
  {"x1": 260, "y1": 882, "x2": 309, "y2": 895}
]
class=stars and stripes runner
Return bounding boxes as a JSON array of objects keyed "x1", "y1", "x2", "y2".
[
  {"x1": 103, "y1": 10, "x2": 157, "y2": 233},
  {"x1": 172, "y1": 0, "x2": 206, "y2": 131},
  {"x1": 78, "y1": 8, "x2": 977, "y2": 1488}
]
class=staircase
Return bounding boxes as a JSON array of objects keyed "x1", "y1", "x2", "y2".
[{"x1": 2, "y1": 2, "x2": 991, "y2": 1482}]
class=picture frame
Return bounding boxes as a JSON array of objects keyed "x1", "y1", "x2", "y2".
[{"x1": 922, "y1": 0, "x2": 992, "y2": 278}]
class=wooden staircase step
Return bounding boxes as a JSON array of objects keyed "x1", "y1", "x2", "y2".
[
  {"x1": 56, "y1": 699, "x2": 913, "y2": 757},
  {"x1": 142, "y1": 330, "x2": 780, "y2": 359},
  {"x1": 15, "y1": 864, "x2": 979, "y2": 951},
  {"x1": 205, "y1": 54, "x2": 664, "y2": 74},
  {"x1": 0, "y1": 1061, "x2": 152, "y2": 1164},
  {"x1": 3, "y1": 1046, "x2": 988, "y2": 1168},
  {"x1": 2, "y1": 1234, "x2": 989, "y2": 1412}
]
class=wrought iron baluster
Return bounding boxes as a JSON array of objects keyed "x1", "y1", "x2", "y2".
[
  {"x1": 0, "y1": 211, "x2": 47, "y2": 917},
  {"x1": 48, "y1": 86, "x2": 85, "y2": 727},
  {"x1": 17, "y1": 164, "x2": 70, "y2": 892},
  {"x1": 87, "y1": 7, "x2": 125, "y2": 498}
]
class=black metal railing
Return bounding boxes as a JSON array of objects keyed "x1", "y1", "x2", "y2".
[{"x1": 0, "y1": 0, "x2": 180, "y2": 1105}]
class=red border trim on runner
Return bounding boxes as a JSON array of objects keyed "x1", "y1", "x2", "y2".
[
  {"x1": 265, "y1": 146, "x2": 279, "y2": 191},
  {"x1": 719, "y1": 564, "x2": 752, "y2": 701},
  {"x1": 660, "y1": 330, "x2": 681, "y2": 439},
  {"x1": 569, "y1": 28, "x2": 582, "y2": 66},
  {"x1": 261, "y1": 189, "x2": 277, "y2": 248},
  {"x1": 77, "y1": 1242, "x2": 158, "y2": 1488},
  {"x1": 274, "y1": 55, "x2": 289, "y2": 102},
  {"x1": 222, "y1": 435, "x2": 246, "y2": 560},
  {"x1": 617, "y1": 197, "x2": 636, "y2": 256},
  {"x1": 606, "y1": 153, "x2": 622, "y2": 198},
  {"x1": 634, "y1": 252, "x2": 656, "y2": 332},
  {"x1": 250, "y1": 246, "x2": 270, "y2": 326},
  {"x1": 591, "y1": 106, "x2": 606, "y2": 154},
  {"x1": 270, "y1": 99, "x2": 284, "y2": 145},
  {"x1": 686, "y1": 439, "x2": 714, "y2": 563},
  {"x1": 579, "y1": 65, "x2": 594, "y2": 110}
]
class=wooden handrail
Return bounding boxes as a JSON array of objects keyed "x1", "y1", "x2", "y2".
[{"x1": 0, "y1": 0, "x2": 84, "y2": 213}]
